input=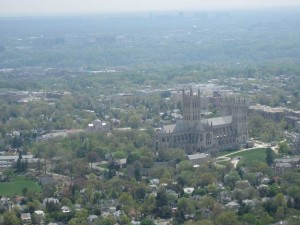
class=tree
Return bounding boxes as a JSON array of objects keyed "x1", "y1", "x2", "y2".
[
  {"x1": 199, "y1": 196, "x2": 216, "y2": 211},
  {"x1": 36, "y1": 158, "x2": 43, "y2": 175},
  {"x1": 134, "y1": 184, "x2": 147, "y2": 201},
  {"x1": 26, "y1": 202, "x2": 36, "y2": 214},
  {"x1": 195, "y1": 220, "x2": 213, "y2": 225},
  {"x1": 155, "y1": 190, "x2": 174, "y2": 218},
  {"x1": 118, "y1": 215, "x2": 130, "y2": 225},
  {"x1": 67, "y1": 217, "x2": 88, "y2": 225},
  {"x1": 141, "y1": 219, "x2": 155, "y2": 225},
  {"x1": 72, "y1": 158, "x2": 89, "y2": 179},
  {"x1": 100, "y1": 214, "x2": 116, "y2": 225},
  {"x1": 128, "y1": 114, "x2": 141, "y2": 128},
  {"x1": 119, "y1": 192, "x2": 134, "y2": 207},
  {"x1": 177, "y1": 197, "x2": 195, "y2": 216},
  {"x1": 134, "y1": 131, "x2": 151, "y2": 148},
  {"x1": 142, "y1": 195, "x2": 156, "y2": 216},
  {"x1": 278, "y1": 141, "x2": 290, "y2": 156},
  {"x1": 258, "y1": 212, "x2": 273, "y2": 225},
  {"x1": 197, "y1": 172, "x2": 217, "y2": 187},
  {"x1": 3, "y1": 211, "x2": 20, "y2": 225},
  {"x1": 224, "y1": 171, "x2": 241, "y2": 190},
  {"x1": 119, "y1": 192, "x2": 134, "y2": 215},
  {"x1": 274, "y1": 193, "x2": 287, "y2": 208},
  {"x1": 3, "y1": 168, "x2": 14, "y2": 181},
  {"x1": 15, "y1": 151, "x2": 28, "y2": 173},
  {"x1": 178, "y1": 160, "x2": 193, "y2": 172},
  {"x1": 87, "y1": 151, "x2": 100, "y2": 169},
  {"x1": 276, "y1": 206, "x2": 285, "y2": 220},
  {"x1": 266, "y1": 148, "x2": 274, "y2": 166},
  {"x1": 215, "y1": 211, "x2": 238, "y2": 225}
]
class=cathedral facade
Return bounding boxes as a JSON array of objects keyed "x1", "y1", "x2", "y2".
[{"x1": 157, "y1": 89, "x2": 248, "y2": 154}]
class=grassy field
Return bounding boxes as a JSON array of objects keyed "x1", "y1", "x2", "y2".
[
  {"x1": 217, "y1": 149, "x2": 240, "y2": 157},
  {"x1": 228, "y1": 148, "x2": 267, "y2": 161},
  {"x1": 0, "y1": 176, "x2": 41, "y2": 196},
  {"x1": 228, "y1": 148, "x2": 274, "y2": 167}
]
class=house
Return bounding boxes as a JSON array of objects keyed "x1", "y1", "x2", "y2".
[
  {"x1": 148, "y1": 184, "x2": 157, "y2": 191},
  {"x1": 108, "y1": 206, "x2": 117, "y2": 213},
  {"x1": 219, "y1": 191, "x2": 232, "y2": 204},
  {"x1": 87, "y1": 119, "x2": 109, "y2": 133},
  {"x1": 48, "y1": 223, "x2": 66, "y2": 225},
  {"x1": 260, "y1": 177, "x2": 270, "y2": 185},
  {"x1": 34, "y1": 210, "x2": 45, "y2": 224},
  {"x1": 113, "y1": 210, "x2": 125, "y2": 219},
  {"x1": 0, "y1": 197, "x2": 10, "y2": 205},
  {"x1": 0, "y1": 197, "x2": 11, "y2": 210},
  {"x1": 74, "y1": 204, "x2": 82, "y2": 210},
  {"x1": 21, "y1": 213, "x2": 32, "y2": 224},
  {"x1": 187, "y1": 153, "x2": 210, "y2": 166},
  {"x1": 0, "y1": 154, "x2": 34, "y2": 168},
  {"x1": 150, "y1": 178, "x2": 160, "y2": 185},
  {"x1": 273, "y1": 157, "x2": 300, "y2": 173},
  {"x1": 274, "y1": 157, "x2": 300, "y2": 166},
  {"x1": 271, "y1": 221, "x2": 288, "y2": 225},
  {"x1": 225, "y1": 201, "x2": 240, "y2": 210},
  {"x1": 87, "y1": 215, "x2": 98, "y2": 224},
  {"x1": 274, "y1": 163, "x2": 293, "y2": 174},
  {"x1": 61, "y1": 206, "x2": 71, "y2": 213},
  {"x1": 101, "y1": 212, "x2": 111, "y2": 218},
  {"x1": 183, "y1": 187, "x2": 194, "y2": 194},
  {"x1": 39, "y1": 175, "x2": 57, "y2": 186},
  {"x1": 116, "y1": 158, "x2": 127, "y2": 168},
  {"x1": 43, "y1": 198, "x2": 59, "y2": 206},
  {"x1": 242, "y1": 199, "x2": 256, "y2": 208}
]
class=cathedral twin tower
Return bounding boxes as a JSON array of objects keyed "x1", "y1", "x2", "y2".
[{"x1": 157, "y1": 89, "x2": 248, "y2": 154}]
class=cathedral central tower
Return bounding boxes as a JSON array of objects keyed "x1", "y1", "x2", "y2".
[{"x1": 182, "y1": 89, "x2": 201, "y2": 121}]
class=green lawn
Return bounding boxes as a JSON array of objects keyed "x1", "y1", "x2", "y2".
[
  {"x1": 216, "y1": 161, "x2": 230, "y2": 166},
  {"x1": 228, "y1": 148, "x2": 273, "y2": 166},
  {"x1": 217, "y1": 149, "x2": 240, "y2": 157},
  {"x1": 0, "y1": 176, "x2": 41, "y2": 196},
  {"x1": 228, "y1": 148, "x2": 267, "y2": 160}
]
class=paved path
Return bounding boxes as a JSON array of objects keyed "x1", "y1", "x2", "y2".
[
  {"x1": 215, "y1": 141, "x2": 278, "y2": 168},
  {"x1": 220, "y1": 143, "x2": 269, "y2": 158}
]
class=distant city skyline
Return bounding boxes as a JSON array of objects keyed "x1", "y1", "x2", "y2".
[{"x1": 1, "y1": 0, "x2": 300, "y2": 16}]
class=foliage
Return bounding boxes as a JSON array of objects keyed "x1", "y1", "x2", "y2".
[
  {"x1": 3, "y1": 211, "x2": 20, "y2": 225},
  {"x1": 278, "y1": 141, "x2": 290, "y2": 156},
  {"x1": 266, "y1": 148, "x2": 275, "y2": 166},
  {"x1": 215, "y1": 211, "x2": 238, "y2": 225},
  {"x1": 1, "y1": 10, "x2": 300, "y2": 225}
]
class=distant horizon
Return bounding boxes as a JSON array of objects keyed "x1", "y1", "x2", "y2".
[
  {"x1": 1, "y1": 0, "x2": 300, "y2": 17},
  {"x1": 1, "y1": 6, "x2": 300, "y2": 19}
]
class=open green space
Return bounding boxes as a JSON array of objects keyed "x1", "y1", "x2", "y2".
[
  {"x1": 228, "y1": 148, "x2": 278, "y2": 167},
  {"x1": 0, "y1": 176, "x2": 41, "y2": 196},
  {"x1": 216, "y1": 161, "x2": 230, "y2": 166},
  {"x1": 217, "y1": 149, "x2": 240, "y2": 157},
  {"x1": 228, "y1": 148, "x2": 267, "y2": 162}
]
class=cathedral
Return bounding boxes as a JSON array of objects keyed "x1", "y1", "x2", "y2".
[{"x1": 157, "y1": 89, "x2": 248, "y2": 154}]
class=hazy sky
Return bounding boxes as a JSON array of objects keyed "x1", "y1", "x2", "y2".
[{"x1": 1, "y1": 0, "x2": 300, "y2": 16}]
